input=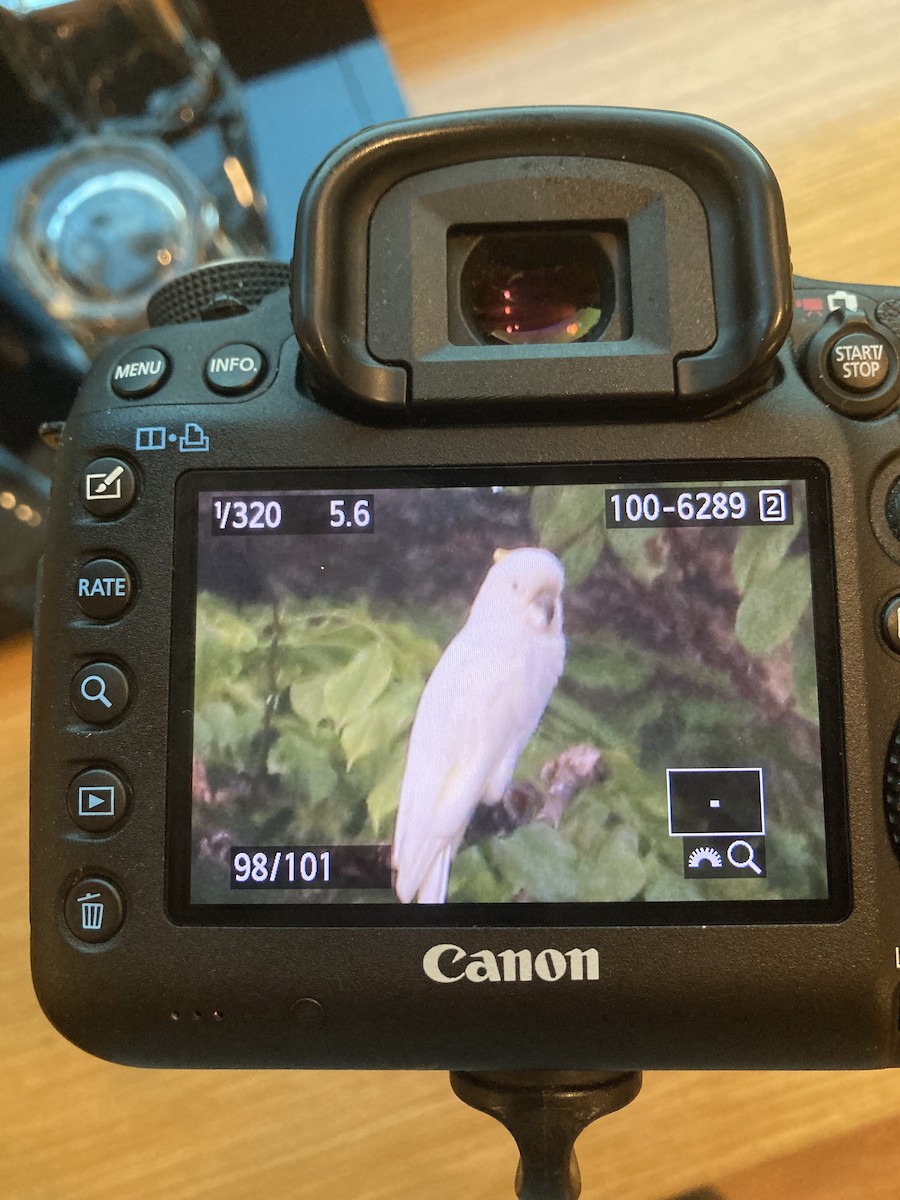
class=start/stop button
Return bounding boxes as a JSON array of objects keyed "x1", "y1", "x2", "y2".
[
  {"x1": 827, "y1": 332, "x2": 892, "y2": 393},
  {"x1": 803, "y1": 308, "x2": 900, "y2": 418}
]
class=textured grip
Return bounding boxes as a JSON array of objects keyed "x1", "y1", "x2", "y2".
[
  {"x1": 875, "y1": 298, "x2": 900, "y2": 339},
  {"x1": 146, "y1": 259, "x2": 290, "y2": 327},
  {"x1": 884, "y1": 721, "x2": 900, "y2": 855}
]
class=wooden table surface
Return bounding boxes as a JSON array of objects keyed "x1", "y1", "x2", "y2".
[{"x1": 6, "y1": 1, "x2": 900, "y2": 1195}]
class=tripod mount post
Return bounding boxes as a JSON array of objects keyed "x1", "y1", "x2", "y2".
[{"x1": 449, "y1": 1069, "x2": 642, "y2": 1200}]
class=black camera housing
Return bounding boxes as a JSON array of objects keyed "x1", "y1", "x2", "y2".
[{"x1": 29, "y1": 108, "x2": 900, "y2": 1071}]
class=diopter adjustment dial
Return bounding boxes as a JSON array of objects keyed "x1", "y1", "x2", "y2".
[
  {"x1": 884, "y1": 721, "x2": 900, "y2": 857},
  {"x1": 146, "y1": 258, "x2": 290, "y2": 327}
]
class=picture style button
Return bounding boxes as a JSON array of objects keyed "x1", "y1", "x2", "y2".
[
  {"x1": 111, "y1": 346, "x2": 170, "y2": 398},
  {"x1": 80, "y1": 457, "x2": 136, "y2": 518},
  {"x1": 64, "y1": 877, "x2": 124, "y2": 944},
  {"x1": 827, "y1": 331, "x2": 893, "y2": 394},
  {"x1": 204, "y1": 343, "x2": 266, "y2": 395},
  {"x1": 67, "y1": 768, "x2": 129, "y2": 832},
  {"x1": 74, "y1": 558, "x2": 133, "y2": 620},
  {"x1": 70, "y1": 663, "x2": 130, "y2": 725}
]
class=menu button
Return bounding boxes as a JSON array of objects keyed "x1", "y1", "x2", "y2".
[{"x1": 111, "y1": 346, "x2": 170, "y2": 399}]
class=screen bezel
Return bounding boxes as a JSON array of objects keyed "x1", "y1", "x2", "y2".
[{"x1": 167, "y1": 459, "x2": 851, "y2": 928}]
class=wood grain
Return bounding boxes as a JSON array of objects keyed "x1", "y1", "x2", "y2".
[{"x1": 6, "y1": 2, "x2": 900, "y2": 1195}]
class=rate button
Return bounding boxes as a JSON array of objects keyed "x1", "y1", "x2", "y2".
[{"x1": 74, "y1": 558, "x2": 134, "y2": 620}]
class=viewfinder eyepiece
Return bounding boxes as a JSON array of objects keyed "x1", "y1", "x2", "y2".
[
  {"x1": 460, "y1": 229, "x2": 610, "y2": 345},
  {"x1": 293, "y1": 107, "x2": 793, "y2": 417}
]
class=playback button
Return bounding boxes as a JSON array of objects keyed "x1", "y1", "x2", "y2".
[{"x1": 67, "y1": 768, "x2": 129, "y2": 832}]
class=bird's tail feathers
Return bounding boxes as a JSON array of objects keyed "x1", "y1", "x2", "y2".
[
  {"x1": 415, "y1": 845, "x2": 453, "y2": 904},
  {"x1": 394, "y1": 842, "x2": 452, "y2": 904}
]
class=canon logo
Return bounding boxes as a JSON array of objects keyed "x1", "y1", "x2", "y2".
[{"x1": 422, "y1": 943, "x2": 600, "y2": 984}]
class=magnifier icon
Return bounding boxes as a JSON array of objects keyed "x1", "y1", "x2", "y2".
[
  {"x1": 727, "y1": 839, "x2": 762, "y2": 876},
  {"x1": 80, "y1": 675, "x2": 112, "y2": 709}
]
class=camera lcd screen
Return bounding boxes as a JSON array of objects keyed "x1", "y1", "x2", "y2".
[{"x1": 170, "y1": 463, "x2": 848, "y2": 926}]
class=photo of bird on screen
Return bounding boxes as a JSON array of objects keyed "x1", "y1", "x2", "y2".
[{"x1": 392, "y1": 547, "x2": 566, "y2": 903}]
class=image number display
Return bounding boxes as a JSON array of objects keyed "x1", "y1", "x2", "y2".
[{"x1": 187, "y1": 474, "x2": 831, "y2": 909}]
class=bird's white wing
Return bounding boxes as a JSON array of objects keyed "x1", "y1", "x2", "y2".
[{"x1": 392, "y1": 615, "x2": 563, "y2": 902}]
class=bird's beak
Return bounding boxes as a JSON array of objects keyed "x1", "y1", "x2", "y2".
[
  {"x1": 530, "y1": 586, "x2": 559, "y2": 626},
  {"x1": 493, "y1": 547, "x2": 512, "y2": 563}
]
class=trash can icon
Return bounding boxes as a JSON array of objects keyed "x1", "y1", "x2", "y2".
[{"x1": 78, "y1": 892, "x2": 105, "y2": 931}]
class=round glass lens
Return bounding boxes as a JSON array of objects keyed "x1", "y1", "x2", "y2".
[{"x1": 464, "y1": 233, "x2": 608, "y2": 345}]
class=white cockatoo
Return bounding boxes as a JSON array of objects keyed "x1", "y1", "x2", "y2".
[{"x1": 392, "y1": 546, "x2": 566, "y2": 903}]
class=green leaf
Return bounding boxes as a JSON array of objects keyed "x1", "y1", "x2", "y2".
[
  {"x1": 735, "y1": 555, "x2": 811, "y2": 655},
  {"x1": 560, "y1": 524, "x2": 606, "y2": 588},
  {"x1": 574, "y1": 824, "x2": 647, "y2": 902},
  {"x1": 544, "y1": 688, "x2": 624, "y2": 748},
  {"x1": 383, "y1": 623, "x2": 441, "y2": 670},
  {"x1": 606, "y1": 526, "x2": 667, "y2": 585},
  {"x1": 489, "y1": 823, "x2": 580, "y2": 902},
  {"x1": 288, "y1": 672, "x2": 329, "y2": 728},
  {"x1": 642, "y1": 861, "x2": 704, "y2": 901},
  {"x1": 448, "y1": 846, "x2": 512, "y2": 902},
  {"x1": 732, "y1": 522, "x2": 798, "y2": 594},
  {"x1": 196, "y1": 593, "x2": 260, "y2": 651},
  {"x1": 267, "y1": 730, "x2": 337, "y2": 804},
  {"x1": 339, "y1": 681, "x2": 421, "y2": 769},
  {"x1": 366, "y1": 747, "x2": 408, "y2": 835},
  {"x1": 530, "y1": 485, "x2": 606, "y2": 552},
  {"x1": 281, "y1": 618, "x2": 371, "y2": 654},
  {"x1": 564, "y1": 637, "x2": 653, "y2": 694},
  {"x1": 323, "y1": 642, "x2": 394, "y2": 731},
  {"x1": 791, "y1": 620, "x2": 820, "y2": 725},
  {"x1": 193, "y1": 698, "x2": 264, "y2": 766}
]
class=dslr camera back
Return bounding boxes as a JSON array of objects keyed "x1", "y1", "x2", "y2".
[{"x1": 29, "y1": 108, "x2": 900, "y2": 1071}]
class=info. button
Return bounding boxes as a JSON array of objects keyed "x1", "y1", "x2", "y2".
[{"x1": 204, "y1": 343, "x2": 266, "y2": 395}]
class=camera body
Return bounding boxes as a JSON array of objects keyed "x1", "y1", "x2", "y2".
[{"x1": 29, "y1": 108, "x2": 900, "y2": 1070}]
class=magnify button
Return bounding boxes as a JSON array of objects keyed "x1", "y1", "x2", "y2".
[
  {"x1": 70, "y1": 663, "x2": 130, "y2": 725},
  {"x1": 727, "y1": 839, "x2": 763, "y2": 876},
  {"x1": 80, "y1": 675, "x2": 112, "y2": 707}
]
